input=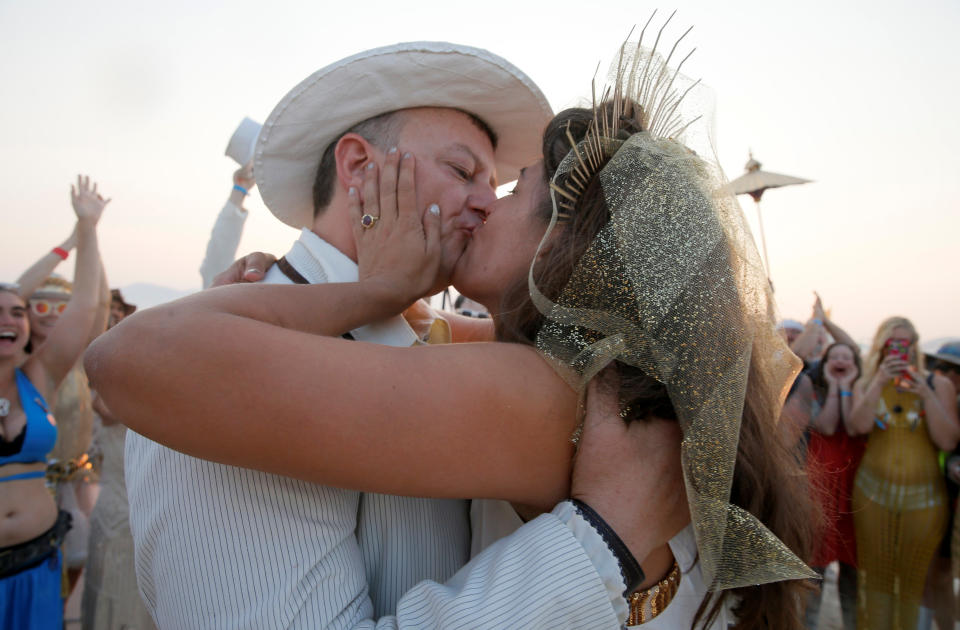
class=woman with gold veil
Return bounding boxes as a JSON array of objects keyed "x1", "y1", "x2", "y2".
[
  {"x1": 88, "y1": 26, "x2": 818, "y2": 629},
  {"x1": 848, "y1": 316, "x2": 959, "y2": 629}
]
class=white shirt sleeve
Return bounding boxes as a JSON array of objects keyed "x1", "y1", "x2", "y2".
[
  {"x1": 354, "y1": 501, "x2": 627, "y2": 630},
  {"x1": 199, "y1": 200, "x2": 248, "y2": 289}
]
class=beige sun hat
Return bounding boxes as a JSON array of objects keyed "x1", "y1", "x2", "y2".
[{"x1": 255, "y1": 41, "x2": 553, "y2": 229}]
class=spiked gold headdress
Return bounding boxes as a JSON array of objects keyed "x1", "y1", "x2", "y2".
[{"x1": 529, "y1": 14, "x2": 814, "y2": 591}]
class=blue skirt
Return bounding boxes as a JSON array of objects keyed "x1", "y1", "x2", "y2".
[{"x1": 0, "y1": 550, "x2": 63, "y2": 630}]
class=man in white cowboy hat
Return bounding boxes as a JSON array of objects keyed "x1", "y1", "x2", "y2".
[{"x1": 124, "y1": 42, "x2": 675, "y2": 629}]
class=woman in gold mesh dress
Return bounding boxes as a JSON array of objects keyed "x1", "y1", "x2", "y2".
[{"x1": 848, "y1": 317, "x2": 960, "y2": 629}]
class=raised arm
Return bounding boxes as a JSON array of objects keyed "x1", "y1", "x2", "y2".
[
  {"x1": 820, "y1": 312, "x2": 857, "y2": 354},
  {"x1": 199, "y1": 165, "x2": 255, "y2": 288},
  {"x1": 27, "y1": 175, "x2": 108, "y2": 394},
  {"x1": 88, "y1": 263, "x2": 110, "y2": 343},
  {"x1": 16, "y1": 225, "x2": 78, "y2": 299},
  {"x1": 789, "y1": 299, "x2": 824, "y2": 363}
]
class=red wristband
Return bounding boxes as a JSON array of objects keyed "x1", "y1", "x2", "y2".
[{"x1": 52, "y1": 247, "x2": 69, "y2": 261}]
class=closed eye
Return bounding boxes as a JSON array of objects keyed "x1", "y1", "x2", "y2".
[{"x1": 448, "y1": 163, "x2": 472, "y2": 181}]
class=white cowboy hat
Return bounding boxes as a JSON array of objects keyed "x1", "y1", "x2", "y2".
[
  {"x1": 225, "y1": 117, "x2": 262, "y2": 166},
  {"x1": 255, "y1": 41, "x2": 553, "y2": 229}
]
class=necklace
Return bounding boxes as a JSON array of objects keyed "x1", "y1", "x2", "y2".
[{"x1": 627, "y1": 560, "x2": 681, "y2": 625}]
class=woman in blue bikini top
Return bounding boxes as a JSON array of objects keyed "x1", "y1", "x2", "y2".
[{"x1": 0, "y1": 175, "x2": 107, "y2": 571}]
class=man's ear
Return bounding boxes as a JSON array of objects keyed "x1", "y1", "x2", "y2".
[{"x1": 335, "y1": 133, "x2": 376, "y2": 199}]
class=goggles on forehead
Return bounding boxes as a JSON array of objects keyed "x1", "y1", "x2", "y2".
[{"x1": 30, "y1": 299, "x2": 68, "y2": 316}]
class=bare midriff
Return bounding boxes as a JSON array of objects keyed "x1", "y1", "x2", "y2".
[{"x1": 0, "y1": 462, "x2": 58, "y2": 547}]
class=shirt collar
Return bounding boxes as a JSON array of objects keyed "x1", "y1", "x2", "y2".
[
  {"x1": 286, "y1": 228, "x2": 358, "y2": 284},
  {"x1": 285, "y1": 229, "x2": 419, "y2": 347},
  {"x1": 668, "y1": 523, "x2": 698, "y2": 573}
]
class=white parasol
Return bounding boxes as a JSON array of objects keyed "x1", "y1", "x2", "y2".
[{"x1": 724, "y1": 152, "x2": 811, "y2": 285}]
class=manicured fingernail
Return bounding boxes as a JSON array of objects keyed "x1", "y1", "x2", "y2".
[
  {"x1": 366, "y1": 162, "x2": 375, "y2": 170},
  {"x1": 245, "y1": 268, "x2": 260, "y2": 276},
  {"x1": 428, "y1": 204, "x2": 440, "y2": 216},
  {"x1": 348, "y1": 187, "x2": 357, "y2": 197},
  {"x1": 403, "y1": 152, "x2": 412, "y2": 159},
  {"x1": 388, "y1": 147, "x2": 398, "y2": 154}
]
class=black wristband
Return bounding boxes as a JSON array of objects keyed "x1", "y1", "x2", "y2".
[{"x1": 571, "y1": 499, "x2": 645, "y2": 596}]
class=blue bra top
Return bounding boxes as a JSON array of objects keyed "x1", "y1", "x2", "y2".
[{"x1": 0, "y1": 368, "x2": 57, "y2": 467}]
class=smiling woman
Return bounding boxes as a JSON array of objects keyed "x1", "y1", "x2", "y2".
[
  {"x1": 0, "y1": 176, "x2": 108, "y2": 627},
  {"x1": 793, "y1": 341, "x2": 865, "y2": 629}
]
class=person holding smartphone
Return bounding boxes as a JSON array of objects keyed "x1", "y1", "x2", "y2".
[{"x1": 847, "y1": 317, "x2": 960, "y2": 630}]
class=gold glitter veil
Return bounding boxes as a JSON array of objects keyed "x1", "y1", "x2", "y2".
[{"x1": 528, "y1": 19, "x2": 816, "y2": 591}]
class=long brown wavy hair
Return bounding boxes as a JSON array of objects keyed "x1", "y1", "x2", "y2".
[{"x1": 495, "y1": 104, "x2": 818, "y2": 629}]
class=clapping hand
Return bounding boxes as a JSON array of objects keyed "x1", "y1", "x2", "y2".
[
  {"x1": 70, "y1": 175, "x2": 110, "y2": 225},
  {"x1": 812, "y1": 292, "x2": 826, "y2": 323}
]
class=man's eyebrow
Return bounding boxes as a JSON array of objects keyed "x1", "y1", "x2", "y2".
[
  {"x1": 448, "y1": 142, "x2": 497, "y2": 187},
  {"x1": 448, "y1": 143, "x2": 482, "y2": 166}
]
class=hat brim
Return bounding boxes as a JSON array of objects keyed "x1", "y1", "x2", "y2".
[
  {"x1": 255, "y1": 41, "x2": 553, "y2": 229},
  {"x1": 31, "y1": 289, "x2": 71, "y2": 301},
  {"x1": 926, "y1": 351, "x2": 960, "y2": 367}
]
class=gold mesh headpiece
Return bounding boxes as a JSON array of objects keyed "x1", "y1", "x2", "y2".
[{"x1": 528, "y1": 23, "x2": 815, "y2": 591}]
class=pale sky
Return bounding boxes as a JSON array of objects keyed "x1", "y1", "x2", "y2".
[{"x1": 1, "y1": 0, "x2": 957, "y2": 345}]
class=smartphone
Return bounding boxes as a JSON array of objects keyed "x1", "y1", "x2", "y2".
[
  {"x1": 885, "y1": 339, "x2": 909, "y2": 360},
  {"x1": 884, "y1": 338, "x2": 912, "y2": 384}
]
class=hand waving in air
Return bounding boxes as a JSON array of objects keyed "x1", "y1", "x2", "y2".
[{"x1": 70, "y1": 174, "x2": 110, "y2": 225}]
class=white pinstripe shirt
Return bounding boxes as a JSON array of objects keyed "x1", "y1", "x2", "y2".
[{"x1": 126, "y1": 229, "x2": 626, "y2": 629}]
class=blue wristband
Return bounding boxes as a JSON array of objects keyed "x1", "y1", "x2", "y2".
[
  {"x1": 233, "y1": 184, "x2": 249, "y2": 196},
  {"x1": 840, "y1": 390, "x2": 853, "y2": 398},
  {"x1": 812, "y1": 318, "x2": 823, "y2": 326}
]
